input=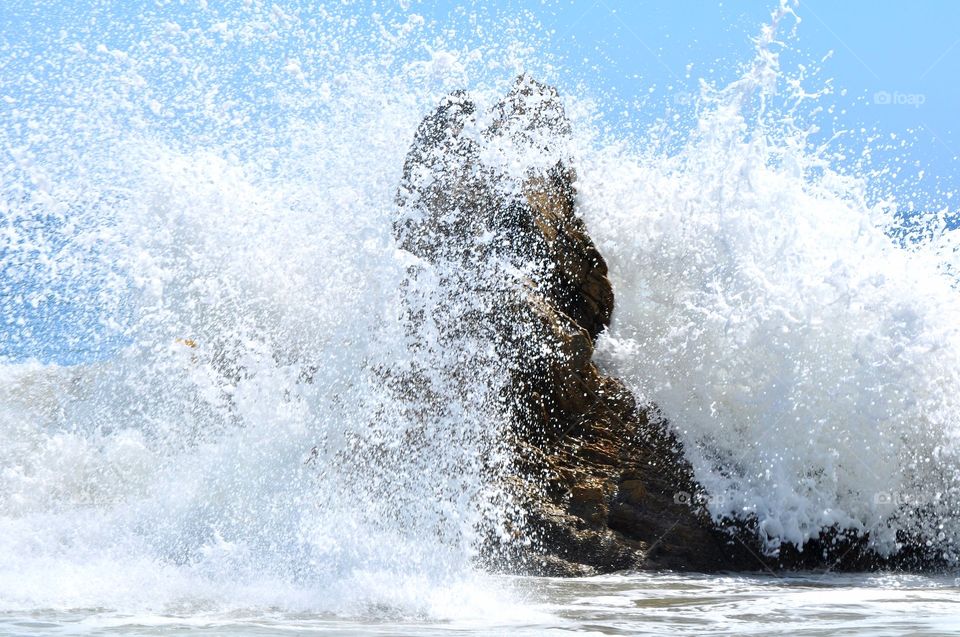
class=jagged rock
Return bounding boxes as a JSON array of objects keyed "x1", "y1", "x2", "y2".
[
  {"x1": 391, "y1": 75, "x2": 747, "y2": 575},
  {"x1": 392, "y1": 75, "x2": 942, "y2": 575}
]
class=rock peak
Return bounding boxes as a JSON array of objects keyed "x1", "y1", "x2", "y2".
[
  {"x1": 387, "y1": 77, "x2": 947, "y2": 576},
  {"x1": 390, "y1": 78, "x2": 714, "y2": 575},
  {"x1": 491, "y1": 74, "x2": 570, "y2": 133}
]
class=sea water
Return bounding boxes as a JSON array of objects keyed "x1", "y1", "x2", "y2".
[{"x1": 1, "y1": 1, "x2": 958, "y2": 634}]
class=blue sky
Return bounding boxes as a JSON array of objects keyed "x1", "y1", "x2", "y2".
[
  {"x1": 453, "y1": 1, "x2": 960, "y2": 199},
  {"x1": 611, "y1": 2, "x2": 956, "y2": 194}
]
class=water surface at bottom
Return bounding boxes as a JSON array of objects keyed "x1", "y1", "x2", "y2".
[{"x1": 3, "y1": 572, "x2": 958, "y2": 636}]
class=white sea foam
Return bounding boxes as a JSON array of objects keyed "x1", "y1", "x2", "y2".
[
  {"x1": 580, "y1": 5, "x2": 960, "y2": 557},
  {"x1": 0, "y1": 1, "x2": 531, "y2": 615}
]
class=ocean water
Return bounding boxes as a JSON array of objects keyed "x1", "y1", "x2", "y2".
[
  {"x1": 1, "y1": 1, "x2": 959, "y2": 634},
  {"x1": 1, "y1": 573, "x2": 958, "y2": 636}
]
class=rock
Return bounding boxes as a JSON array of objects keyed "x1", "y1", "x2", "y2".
[
  {"x1": 391, "y1": 75, "x2": 744, "y2": 574},
  {"x1": 391, "y1": 75, "x2": 944, "y2": 575}
]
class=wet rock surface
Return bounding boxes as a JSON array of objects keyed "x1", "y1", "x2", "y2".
[{"x1": 392, "y1": 76, "x2": 943, "y2": 575}]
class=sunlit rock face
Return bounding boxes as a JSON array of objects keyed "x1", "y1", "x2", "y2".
[
  {"x1": 392, "y1": 76, "x2": 736, "y2": 575},
  {"x1": 392, "y1": 75, "x2": 946, "y2": 575}
]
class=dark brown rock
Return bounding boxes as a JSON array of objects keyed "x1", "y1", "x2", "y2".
[
  {"x1": 390, "y1": 75, "x2": 748, "y2": 575},
  {"x1": 391, "y1": 75, "x2": 945, "y2": 575}
]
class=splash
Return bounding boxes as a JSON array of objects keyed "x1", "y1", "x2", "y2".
[
  {"x1": 0, "y1": 0, "x2": 540, "y2": 616},
  {"x1": 581, "y1": 4, "x2": 960, "y2": 557},
  {"x1": 1, "y1": 0, "x2": 959, "y2": 621}
]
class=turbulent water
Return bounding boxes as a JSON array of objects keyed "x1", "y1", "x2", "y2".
[
  {"x1": 586, "y1": 10, "x2": 960, "y2": 556},
  {"x1": 0, "y1": 573, "x2": 958, "y2": 636},
  {"x1": 1, "y1": 0, "x2": 959, "y2": 634}
]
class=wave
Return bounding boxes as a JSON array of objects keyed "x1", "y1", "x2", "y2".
[
  {"x1": 583, "y1": 4, "x2": 960, "y2": 557},
  {"x1": 0, "y1": 0, "x2": 957, "y2": 618}
]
